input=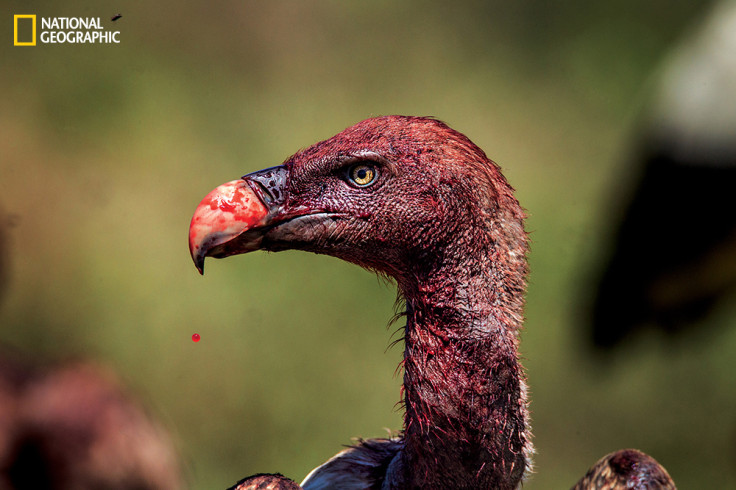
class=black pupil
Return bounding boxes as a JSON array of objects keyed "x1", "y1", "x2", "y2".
[{"x1": 356, "y1": 168, "x2": 369, "y2": 181}]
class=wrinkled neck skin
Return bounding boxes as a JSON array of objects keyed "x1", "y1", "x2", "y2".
[{"x1": 387, "y1": 212, "x2": 531, "y2": 490}]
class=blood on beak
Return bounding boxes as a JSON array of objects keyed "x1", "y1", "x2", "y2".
[{"x1": 188, "y1": 180, "x2": 268, "y2": 274}]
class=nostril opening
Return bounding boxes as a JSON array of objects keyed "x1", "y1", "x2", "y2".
[{"x1": 253, "y1": 181, "x2": 275, "y2": 205}]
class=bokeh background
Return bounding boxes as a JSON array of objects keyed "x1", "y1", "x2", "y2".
[{"x1": 3, "y1": 1, "x2": 735, "y2": 488}]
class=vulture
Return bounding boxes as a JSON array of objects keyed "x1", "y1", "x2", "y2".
[
  {"x1": 189, "y1": 116, "x2": 675, "y2": 489},
  {"x1": 589, "y1": 0, "x2": 736, "y2": 348}
]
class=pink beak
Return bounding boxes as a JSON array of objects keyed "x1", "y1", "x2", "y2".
[{"x1": 188, "y1": 180, "x2": 269, "y2": 274}]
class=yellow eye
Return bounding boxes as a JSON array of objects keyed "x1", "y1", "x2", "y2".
[{"x1": 349, "y1": 164, "x2": 377, "y2": 187}]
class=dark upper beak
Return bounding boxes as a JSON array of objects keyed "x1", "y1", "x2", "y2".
[{"x1": 188, "y1": 165, "x2": 289, "y2": 274}]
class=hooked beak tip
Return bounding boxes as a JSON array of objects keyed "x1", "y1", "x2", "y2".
[{"x1": 189, "y1": 241, "x2": 206, "y2": 275}]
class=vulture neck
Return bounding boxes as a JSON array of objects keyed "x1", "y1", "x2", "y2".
[{"x1": 396, "y1": 221, "x2": 530, "y2": 489}]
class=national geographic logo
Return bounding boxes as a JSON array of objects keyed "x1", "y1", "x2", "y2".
[
  {"x1": 13, "y1": 15, "x2": 36, "y2": 46},
  {"x1": 13, "y1": 14, "x2": 122, "y2": 46}
]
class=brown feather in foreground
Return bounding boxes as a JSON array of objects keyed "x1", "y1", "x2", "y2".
[{"x1": 572, "y1": 449, "x2": 676, "y2": 490}]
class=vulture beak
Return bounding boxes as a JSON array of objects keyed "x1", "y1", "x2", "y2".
[{"x1": 188, "y1": 165, "x2": 289, "y2": 274}]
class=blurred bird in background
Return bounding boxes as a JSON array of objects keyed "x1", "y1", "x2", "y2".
[
  {"x1": 0, "y1": 356, "x2": 184, "y2": 490},
  {"x1": 590, "y1": 0, "x2": 736, "y2": 349}
]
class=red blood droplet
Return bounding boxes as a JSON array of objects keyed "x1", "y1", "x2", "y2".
[{"x1": 192, "y1": 333, "x2": 201, "y2": 342}]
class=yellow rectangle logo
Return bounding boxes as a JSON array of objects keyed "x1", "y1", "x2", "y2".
[{"x1": 14, "y1": 15, "x2": 36, "y2": 46}]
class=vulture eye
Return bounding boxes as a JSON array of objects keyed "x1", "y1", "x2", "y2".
[{"x1": 348, "y1": 163, "x2": 378, "y2": 187}]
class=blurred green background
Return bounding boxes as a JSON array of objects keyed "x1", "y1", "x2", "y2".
[{"x1": 3, "y1": 1, "x2": 735, "y2": 488}]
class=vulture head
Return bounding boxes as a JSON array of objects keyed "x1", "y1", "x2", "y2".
[{"x1": 190, "y1": 115, "x2": 526, "y2": 298}]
